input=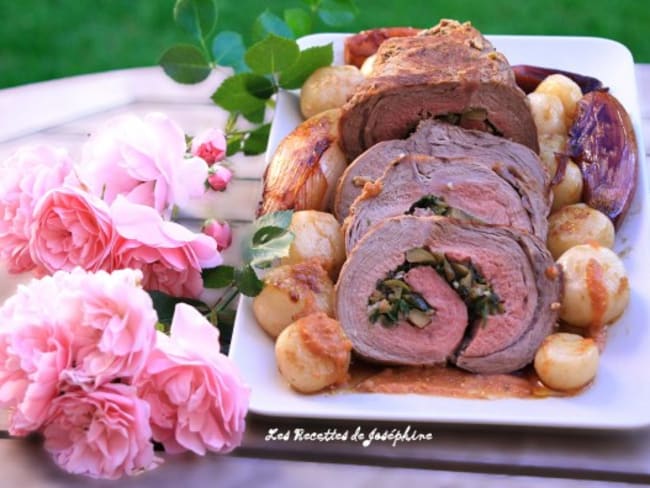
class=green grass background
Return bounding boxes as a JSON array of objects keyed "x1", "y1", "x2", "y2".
[{"x1": 1, "y1": 0, "x2": 648, "y2": 88}]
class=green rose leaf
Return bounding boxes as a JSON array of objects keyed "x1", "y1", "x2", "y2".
[
  {"x1": 243, "y1": 105, "x2": 267, "y2": 124},
  {"x1": 148, "y1": 290, "x2": 210, "y2": 326},
  {"x1": 317, "y1": 0, "x2": 358, "y2": 26},
  {"x1": 279, "y1": 43, "x2": 333, "y2": 89},
  {"x1": 243, "y1": 123, "x2": 271, "y2": 155},
  {"x1": 202, "y1": 265, "x2": 235, "y2": 288},
  {"x1": 173, "y1": 0, "x2": 218, "y2": 41},
  {"x1": 226, "y1": 133, "x2": 244, "y2": 156},
  {"x1": 254, "y1": 209, "x2": 294, "y2": 232},
  {"x1": 245, "y1": 34, "x2": 300, "y2": 76},
  {"x1": 212, "y1": 31, "x2": 248, "y2": 73},
  {"x1": 211, "y1": 73, "x2": 274, "y2": 116},
  {"x1": 235, "y1": 264, "x2": 264, "y2": 297},
  {"x1": 301, "y1": 0, "x2": 320, "y2": 7},
  {"x1": 244, "y1": 210, "x2": 294, "y2": 269},
  {"x1": 252, "y1": 10, "x2": 294, "y2": 41},
  {"x1": 284, "y1": 8, "x2": 312, "y2": 38},
  {"x1": 159, "y1": 44, "x2": 211, "y2": 84}
]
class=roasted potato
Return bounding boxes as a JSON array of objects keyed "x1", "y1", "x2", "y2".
[
  {"x1": 538, "y1": 133, "x2": 567, "y2": 178},
  {"x1": 535, "y1": 74, "x2": 582, "y2": 125},
  {"x1": 275, "y1": 313, "x2": 352, "y2": 393},
  {"x1": 360, "y1": 54, "x2": 377, "y2": 77},
  {"x1": 557, "y1": 244, "x2": 629, "y2": 328},
  {"x1": 258, "y1": 109, "x2": 346, "y2": 216},
  {"x1": 300, "y1": 65, "x2": 364, "y2": 119},
  {"x1": 252, "y1": 261, "x2": 334, "y2": 338},
  {"x1": 551, "y1": 160, "x2": 583, "y2": 211},
  {"x1": 547, "y1": 204, "x2": 615, "y2": 259},
  {"x1": 281, "y1": 210, "x2": 346, "y2": 280},
  {"x1": 528, "y1": 92, "x2": 567, "y2": 136},
  {"x1": 534, "y1": 332, "x2": 599, "y2": 391}
]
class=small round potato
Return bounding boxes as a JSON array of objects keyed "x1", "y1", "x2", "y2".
[
  {"x1": 547, "y1": 204, "x2": 615, "y2": 259},
  {"x1": 300, "y1": 65, "x2": 364, "y2": 119},
  {"x1": 557, "y1": 244, "x2": 630, "y2": 328},
  {"x1": 275, "y1": 313, "x2": 352, "y2": 393},
  {"x1": 252, "y1": 261, "x2": 334, "y2": 338},
  {"x1": 551, "y1": 161, "x2": 583, "y2": 211},
  {"x1": 360, "y1": 54, "x2": 377, "y2": 77},
  {"x1": 538, "y1": 134, "x2": 567, "y2": 178},
  {"x1": 528, "y1": 92, "x2": 567, "y2": 136},
  {"x1": 534, "y1": 332, "x2": 599, "y2": 391},
  {"x1": 535, "y1": 74, "x2": 583, "y2": 125},
  {"x1": 281, "y1": 210, "x2": 346, "y2": 280}
]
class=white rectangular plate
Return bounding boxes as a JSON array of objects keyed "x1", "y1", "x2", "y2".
[{"x1": 229, "y1": 33, "x2": 650, "y2": 429}]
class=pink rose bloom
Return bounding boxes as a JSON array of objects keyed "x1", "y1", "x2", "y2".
[
  {"x1": 30, "y1": 186, "x2": 114, "y2": 273},
  {"x1": 111, "y1": 197, "x2": 222, "y2": 298},
  {"x1": 201, "y1": 219, "x2": 232, "y2": 251},
  {"x1": 0, "y1": 144, "x2": 73, "y2": 273},
  {"x1": 207, "y1": 165, "x2": 233, "y2": 191},
  {"x1": 138, "y1": 304, "x2": 249, "y2": 455},
  {"x1": 0, "y1": 268, "x2": 157, "y2": 434},
  {"x1": 43, "y1": 383, "x2": 157, "y2": 480},
  {"x1": 0, "y1": 273, "x2": 74, "y2": 435},
  {"x1": 59, "y1": 267, "x2": 157, "y2": 389},
  {"x1": 78, "y1": 112, "x2": 208, "y2": 218},
  {"x1": 191, "y1": 127, "x2": 227, "y2": 165}
]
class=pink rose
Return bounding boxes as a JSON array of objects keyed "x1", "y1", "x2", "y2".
[
  {"x1": 77, "y1": 112, "x2": 208, "y2": 217},
  {"x1": 207, "y1": 165, "x2": 233, "y2": 191},
  {"x1": 0, "y1": 273, "x2": 74, "y2": 434},
  {"x1": 0, "y1": 268, "x2": 157, "y2": 434},
  {"x1": 0, "y1": 144, "x2": 73, "y2": 273},
  {"x1": 138, "y1": 304, "x2": 249, "y2": 455},
  {"x1": 201, "y1": 219, "x2": 232, "y2": 251},
  {"x1": 30, "y1": 187, "x2": 114, "y2": 273},
  {"x1": 59, "y1": 268, "x2": 157, "y2": 389},
  {"x1": 111, "y1": 197, "x2": 222, "y2": 298},
  {"x1": 191, "y1": 128, "x2": 227, "y2": 165},
  {"x1": 43, "y1": 383, "x2": 157, "y2": 480}
]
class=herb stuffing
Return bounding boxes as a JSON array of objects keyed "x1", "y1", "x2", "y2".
[{"x1": 367, "y1": 247, "x2": 504, "y2": 328}]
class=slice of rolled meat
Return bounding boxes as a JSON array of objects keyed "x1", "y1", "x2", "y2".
[
  {"x1": 338, "y1": 19, "x2": 539, "y2": 161},
  {"x1": 345, "y1": 154, "x2": 546, "y2": 251},
  {"x1": 334, "y1": 119, "x2": 550, "y2": 224},
  {"x1": 336, "y1": 216, "x2": 561, "y2": 374}
]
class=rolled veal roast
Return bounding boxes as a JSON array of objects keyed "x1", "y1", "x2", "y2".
[
  {"x1": 335, "y1": 119, "x2": 550, "y2": 223},
  {"x1": 338, "y1": 19, "x2": 539, "y2": 161},
  {"x1": 345, "y1": 154, "x2": 547, "y2": 251},
  {"x1": 336, "y1": 216, "x2": 561, "y2": 374}
]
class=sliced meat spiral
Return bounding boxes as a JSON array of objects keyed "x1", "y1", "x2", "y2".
[{"x1": 336, "y1": 216, "x2": 561, "y2": 374}]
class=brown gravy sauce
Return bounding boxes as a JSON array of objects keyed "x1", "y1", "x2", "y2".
[{"x1": 344, "y1": 362, "x2": 572, "y2": 399}]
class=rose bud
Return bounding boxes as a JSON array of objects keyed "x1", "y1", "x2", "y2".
[
  {"x1": 207, "y1": 165, "x2": 233, "y2": 192},
  {"x1": 202, "y1": 219, "x2": 232, "y2": 251},
  {"x1": 191, "y1": 128, "x2": 227, "y2": 165}
]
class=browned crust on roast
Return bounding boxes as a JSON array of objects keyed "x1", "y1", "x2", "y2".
[{"x1": 338, "y1": 19, "x2": 538, "y2": 161}]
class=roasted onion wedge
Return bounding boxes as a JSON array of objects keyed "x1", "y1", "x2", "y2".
[
  {"x1": 512, "y1": 65, "x2": 604, "y2": 95},
  {"x1": 568, "y1": 91, "x2": 638, "y2": 228},
  {"x1": 258, "y1": 109, "x2": 346, "y2": 216}
]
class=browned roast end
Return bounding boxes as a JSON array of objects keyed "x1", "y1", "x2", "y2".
[{"x1": 339, "y1": 20, "x2": 538, "y2": 161}]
